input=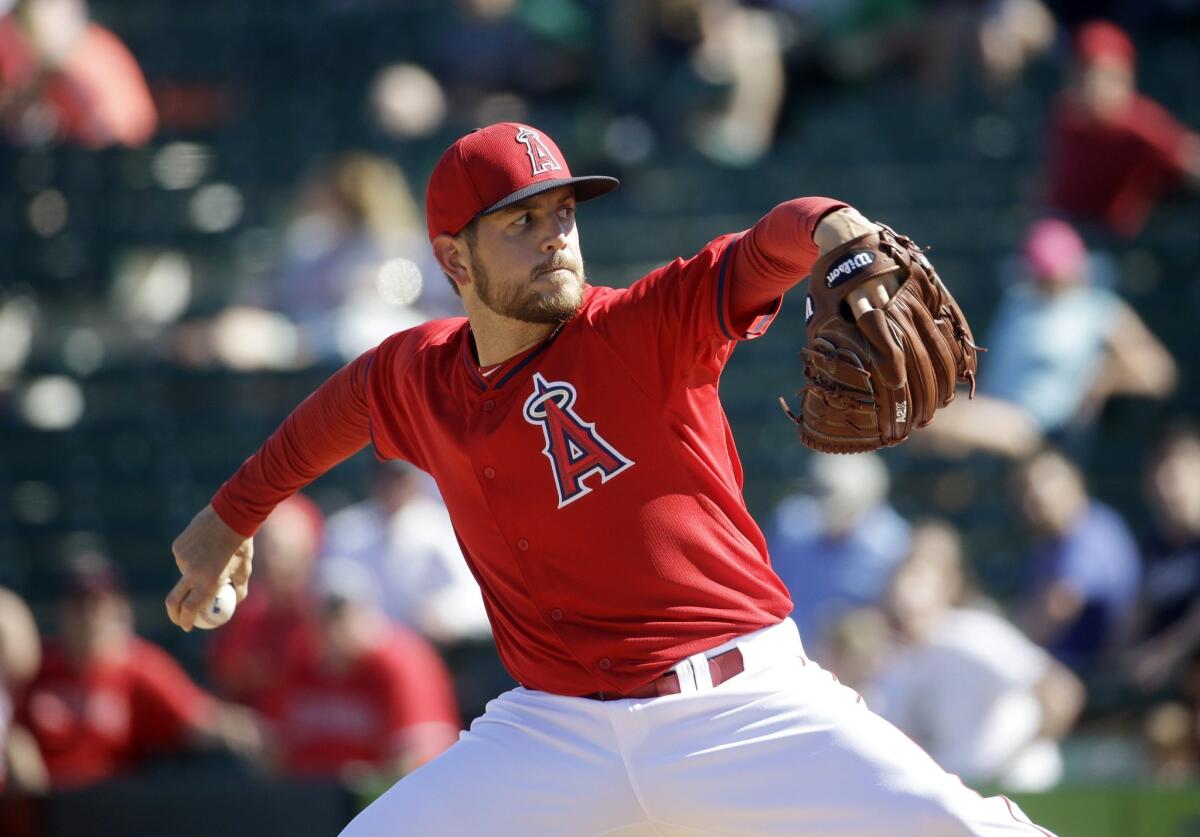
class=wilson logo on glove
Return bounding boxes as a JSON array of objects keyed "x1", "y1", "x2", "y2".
[
  {"x1": 825, "y1": 251, "x2": 876, "y2": 288},
  {"x1": 783, "y1": 225, "x2": 979, "y2": 454}
]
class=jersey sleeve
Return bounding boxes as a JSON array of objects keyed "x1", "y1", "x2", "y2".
[
  {"x1": 589, "y1": 197, "x2": 843, "y2": 394},
  {"x1": 128, "y1": 639, "x2": 215, "y2": 753},
  {"x1": 727, "y1": 196, "x2": 846, "y2": 329},
  {"x1": 373, "y1": 630, "x2": 460, "y2": 764},
  {"x1": 363, "y1": 328, "x2": 430, "y2": 468},
  {"x1": 1131, "y1": 96, "x2": 1196, "y2": 177},
  {"x1": 211, "y1": 351, "x2": 374, "y2": 537}
]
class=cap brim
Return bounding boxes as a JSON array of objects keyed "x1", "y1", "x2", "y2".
[{"x1": 481, "y1": 175, "x2": 619, "y2": 217}]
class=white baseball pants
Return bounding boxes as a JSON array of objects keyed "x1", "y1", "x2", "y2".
[{"x1": 341, "y1": 619, "x2": 1055, "y2": 836}]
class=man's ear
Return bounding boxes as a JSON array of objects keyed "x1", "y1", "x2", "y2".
[{"x1": 432, "y1": 234, "x2": 471, "y2": 290}]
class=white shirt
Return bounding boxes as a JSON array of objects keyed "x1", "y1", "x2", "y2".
[
  {"x1": 868, "y1": 607, "x2": 1063, "y2": 791},
  {"x1": 322, "y1": 496, "x2": 491, "y2": 643}
]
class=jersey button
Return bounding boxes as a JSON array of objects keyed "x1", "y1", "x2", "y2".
[
  {"x1": 549, "y1": 608, "x2": 563, "y2": 621},
  {"x1": 483, "y1": 467, "x2": 496, "y2": 479},
  {"x1": 517, "y1": 538, "x2": 529, "y2": 551},
  {"x1": 483, "y1": 399, "x2": 495, "y2": 412},
  {"x1": 598, "y1": 658, "x2": 612, "y2": 671}
]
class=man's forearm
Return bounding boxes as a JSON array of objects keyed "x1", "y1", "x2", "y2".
[
  {"x1": 728, "y1": 198, "x2": 871, "y2": 324},
  {"x1": 211, "y1": 351, "x2": 375, "y2": 536}
]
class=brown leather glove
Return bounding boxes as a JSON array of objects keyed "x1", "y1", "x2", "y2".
[{"x1": 781, "y1": 225, "x2": 979, "y2": 453}]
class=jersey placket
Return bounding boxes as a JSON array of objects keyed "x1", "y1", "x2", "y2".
[{"x1": 463, "y1": 339, "x2": 570, "y2": 615}]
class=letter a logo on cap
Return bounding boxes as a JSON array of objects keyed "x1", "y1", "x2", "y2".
[{"x1": 516, "y1": 126, "x2": 562, "y2": 176}]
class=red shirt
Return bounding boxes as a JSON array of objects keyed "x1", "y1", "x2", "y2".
[
  {"x1": 0, "y1": 18, "x2": 156, "y2": 148},
  {"x1": 17, "y1": 638, "x2": 212, "y2": 788},
  {"x1": 1046, "y1": 93, "x2": 1194, "y2": 237},
  {"x1": 266, "y1": 625, "x2": 459, "y2": 777},
  {"x1": 213, "y1": 197, "x2": 843, "y2": 696},
  {"x1": 205, "y1": 591, "x2": 314, "y2": 712}
]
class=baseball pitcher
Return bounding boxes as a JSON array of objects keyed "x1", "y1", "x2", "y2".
[{"x1": 167, "y1": 123, "x2": 1051, "y2": 836}]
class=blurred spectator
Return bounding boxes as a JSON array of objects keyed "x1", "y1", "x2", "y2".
[
  {"x1": 0, "y1": 586, "x2": 45, "y2": 793},
  {"x1": 869, "y1": 520, "x2": 1084, "y2": 791},
  {"x1": 1123, "y1": 424, "x2": 1200, "y2": 694},
  {"x1": 983, "y1": 219, "x2": 1176, "y2": 436},
  {"x1": 820, "y1": 605, "x2": 891, "y2": 694},
  {"x1": 0, "y1": 0, "x2": 156, "y2": 148},
  {"x1": 207, "y1": 494, "x2": 322, "y2": 712},
  {"x1": 269, "y1": 153, "x2": 450, "y2": 332},
  {"x1": 176, "y1": 153, "x2": 446, "y2": 369},
  {"x1": 604, "y1": 0, "x2": 785, "y2": 165},
  {"x1": 923, "y1": 218, "x2": 1176, "y2": 457},
  {"x1": 767, "y1": 452, "x2": 910, "y2": 657},
  {"x1": 1142, "y1": 701, "x2": 1198, "y2": 784},
  {"x1": 1044, "y1": 20, "x2": 1200, "y2": 238},
  {"x1": 423, "y1": 0, "x2": 595, "y2": 123},
  {"x1": 977, "y1": 0, "x2": 1057, "y2": 90},
  {"x1": 1013, "y1": 448, "x2": 1142, "y2": 674},
  {"x1": 687, "y1": 0, "x2": 786, "y2": 166},
  {"x1": 15, "y1": 552, "x2": 261, "y2": 789},
  {"x1": 322, "y1": 462, "x2": 490, "y2": 645},
  {"x1": 263, "y1": 559, "x2": 460, "y2": 781},
  {"x1": 801, "y1": 0, "x2": 1053, "y2": 94}
]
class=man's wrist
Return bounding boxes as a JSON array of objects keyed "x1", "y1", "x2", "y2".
[{"x1": 813, "y1": 207, "x2": 878, "y2": 255}]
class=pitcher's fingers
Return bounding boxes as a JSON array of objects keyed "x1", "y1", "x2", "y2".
[
  {"x1": 229, "y1": 558, "x2": 251, "y2": 602},
  {"x1": 846, "y1": 288, "x2": 875, "y2": 319},
  {"x1": 165, "y1": 577, "x2": 192, "y2": 628},
  {"x1": 869, "y1": 276, "x2": 901, "y2": 308},
  {"x1": 167, "y1": 577, "x2": 221, "y2": 631},
  {"x1": 176, "y1": 584, "x2": 222, "y2": 632}
]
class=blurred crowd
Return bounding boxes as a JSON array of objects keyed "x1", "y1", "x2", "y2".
[
  {"x1": 1, "y1": 0, "x2": 1199, "y2": 803},
  {"x1": 770, "y1": 428, "x2": 1200, "y2": 789},
  {"x1": 0, "y1": 463, "x2": 493, "y2": 795}
]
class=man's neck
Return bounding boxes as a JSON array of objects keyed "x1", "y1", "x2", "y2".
[{"x1": 464, "y1": 302, "x2": 561, "y2": 366}]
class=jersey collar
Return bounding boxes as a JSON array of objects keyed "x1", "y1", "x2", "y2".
[{"x1": 460, "y1": 321, "x2": 566, "y2": 392}]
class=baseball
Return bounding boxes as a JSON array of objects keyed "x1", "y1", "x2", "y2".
[{"x1": 194, "y1": 582, "x2": 237, "y2": 629}]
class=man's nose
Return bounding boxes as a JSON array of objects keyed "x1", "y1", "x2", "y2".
[{"x1": 541, "y1": 219, "x2": 570, "y2": 252}]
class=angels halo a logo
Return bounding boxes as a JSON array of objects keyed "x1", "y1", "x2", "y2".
[
  {"x1": 523, "y1": 373, "x2": 633, "y2": 508},
  {"x1": 515, "y1": 126, "x2": 562, "y2": 176}
]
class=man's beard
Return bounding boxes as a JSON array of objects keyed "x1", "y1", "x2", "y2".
[{"x1": 470, "y1": 252, "x2": 586, "y2": 325}]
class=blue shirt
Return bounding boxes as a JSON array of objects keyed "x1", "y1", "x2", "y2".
[
  {"x1": 767, "y1": 497, "x2": 911, "y2": 654},
  {"x1": 982, "y1": 283, "x2": 1120, "y2": 431},
  {"x1": 1027, "y1": 502, "x2": 1141, "y2": 671}
]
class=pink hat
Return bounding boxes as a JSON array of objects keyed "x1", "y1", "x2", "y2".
[
  {"x1": 1024, "y1": 219, "x2": 1087, "y2": 282},
  {"x1": 1075, "y1": 20, "x2": 1135, "y2": 69},
  {"x1": 425, "y1": 122, "x2": 619, "y2": 240}
]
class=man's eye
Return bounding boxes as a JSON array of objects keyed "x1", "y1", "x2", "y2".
[
  {"x1": 512, "y1": 213, "x2": 531, "y2": 227},
  {"x1": 558, "y1": 206, "x2": 575, "y2": 221}
]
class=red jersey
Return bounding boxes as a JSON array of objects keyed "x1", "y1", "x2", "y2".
[
  {"x1": 206, "y1": 591, "x2": 315, "y2": 712},
  {"x1": 0, "y1": 18, "x2": 156, "y2": 148},
  {"x1": 1046, "y1": 93, "x2": 1194, "y2": 237},
  {"x1": 213, "y1": 197, "x2": 843, "y2": 696},
  {"x1": 17, "y1": 638, "x2": 212, "y2": 788},
  {"x1": 266, "y1": 625, "x2": 459, "y2": 777}
]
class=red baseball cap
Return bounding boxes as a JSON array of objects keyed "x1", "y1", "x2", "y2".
[
  {"x1": 1075, "y1": 20, "x2": 1135, "y2": 69},
  {"x1": 425, "y1": 122, "x2": 619, "y2": 240}
]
